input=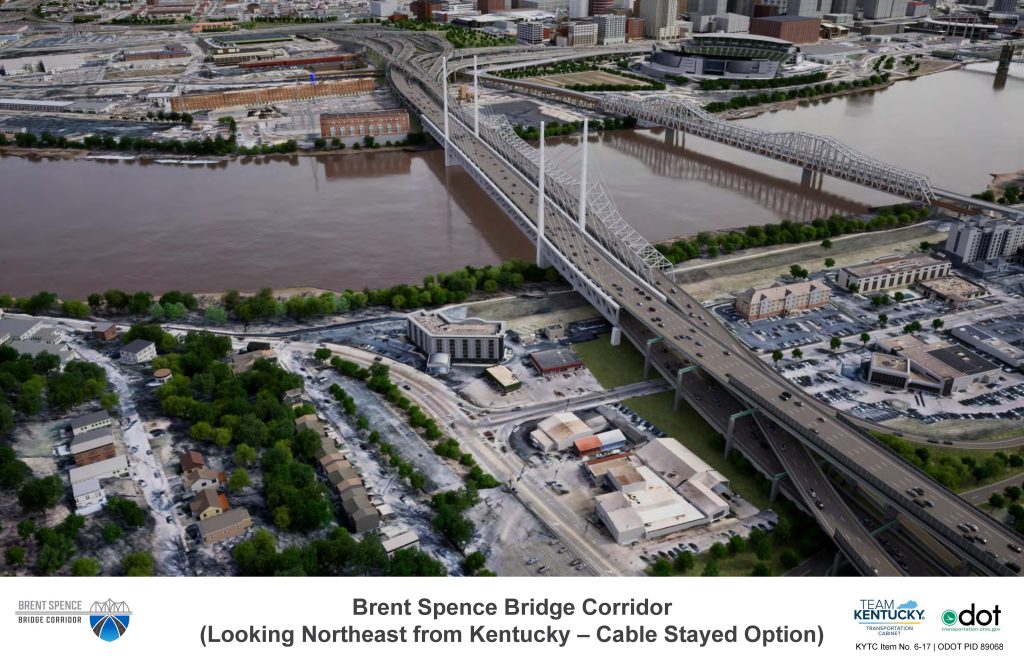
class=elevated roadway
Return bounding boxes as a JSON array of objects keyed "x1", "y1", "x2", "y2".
[{"x1": 365, "y1": 32, "x2": 1024, "y2": 576}]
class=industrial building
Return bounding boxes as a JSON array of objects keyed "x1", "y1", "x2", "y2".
[
  {"x1": 915, "y1": 276, "x2": 987, "y2": 308},
  {"x1": 407, "y1": 310, "x2": 505, "y2": 362},
  {"x1": 319, "y1": 109, "x2": 410, "y2": 143},
  {"x1": 574, "y1": 429, "x2": 627, "y2": 456},
  {"x1": 837, "y1": 254, "x2": 951, "y2": 293},
  {"x1": 530, "y1": 412, "x2": 595, "y2": 452},
  {"x1": 528, "y1": 347, "x2": 585, "y2": 374},
  {"x1": 645, "y1": 33, "x2": 796, "y2": 79},
  {"x1": 170, "y1": 78, "x2": 375, "y2": 113},
  {"x1": 950, "y1": 325, "x2": 1024, "y2": 369},
  {"x1": 484, "y1": 364, "x2": 522, "y2": 393},
  {"x1": 734, "y1": 280, "x2": 830, "y2": 320},
  {"x1": 70, "y1": 427, "x2": 117, "y2": 467},
  {"x1": 871, "y1": 335, "x2": 1002, "y2": 395},
  {"x1": 944, "y1": 217, "x2": 1024, "y2": 267},
  {"x1": 749, "y1": 15, "x2": 822, "y2": 43}
]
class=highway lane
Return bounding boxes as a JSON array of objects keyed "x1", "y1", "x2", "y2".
[{"x1": 377, "y1": 40, "x2": 1024, "y2": 575}]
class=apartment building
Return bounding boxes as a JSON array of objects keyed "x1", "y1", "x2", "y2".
[
  {"x1": 837, "y1": 254, "x2": 951, "y2": 293},
  {"x1": 734, "y1": 280, "x2": 830, "y2": 320}
]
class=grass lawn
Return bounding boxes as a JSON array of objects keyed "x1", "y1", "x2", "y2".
[
  {"x1": 622, "y1": 391, "x2": 771, "y2": 510},
  {"x1": 677, "y1": 550, "x2": 786, "y2": 577},
  {"x1": 573, "y1": 334, "x2": 646, "y2": 388}
]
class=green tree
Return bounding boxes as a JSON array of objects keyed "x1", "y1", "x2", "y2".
[
  {"x1": 771, "y1": 349, "x2": 783, "y2": 364},
  {"x1": 789, "y1": 264, "x2": 808, "y2": 279},
  {"x1": 5, "y1": 546, "x2": 26, "y2": 567},
  {"x1": 673, "y1": 550, "x2": 695, "y2": 573},
  {"x1": 234, "y1": 443, "x2": 257, "y2": 467},
  {"x1": 313, "y1": 348, "x2": 332, "y2": 362},
  {"x1": 102, "y1": 523, "x2": 123, "y2": 544},
  {"x1": 860, "y1": 332, "x2": 871, "y2": 346},
  {"x1": 650, "y1": 558, "x2": 672, "y2": 576},
  {"x1": 701, "y1": 559, "x2": 719, "y2": 576},
  {"x1": 830, "y1": 337, "x2": 842, "y2": 352},
  {"x1": 463, "y1": 551, "x2": 487, "y2": 575},
  {"x1": 727, "y1": 535, "x2": 746, "y2": 555},
  {"x1": 60, "y1": 300, "x2": 90, "y2": 319},
  {"x1": 228, "y1": 468, "x2": 251, "y2": 493},
  {"x1": 791, "y1": 348, "x2": 803, "y2": 360},
  {"x1": 774, "y1": 516, "x2": 792, "y2": 542},
  {"x1": 893, "y1": 291, "x2": 905, "y2": 305},
  {"x1": 821, "y1": 239, "x2": 833, "y2": 250},
  {"x1": 708, "y1": 542, "x2": 727, "y2": 559},
  {"x1": 878, "y1": 313, "x2": 888, "y2": 327},
  {"x1": 18, "y1": 475, "x2": 64, "y2": 512},
  {"x1": 122, "y1": 551, "x2": 155, "y2": 576},
  {"x1": 1004, "y1": 485, "x2": 1022, "y2": 502},
  {"x1": 779, "y1": 549, "x2": 800, "y2": 569},
  {"x1": 824, "y1": 257, "x2": 835, "y2": 268},
  {"x1": 71, "y1": 557, "x2": 101, "y2": 576},
  {"x1": 751, "y1": 562, "x2": 771, "y2": 576},
  {"x1": 17, "y1": 519, "x2": 36, "y2": 540},
  {"x1": 932, "y1": 318, "x2": 944, "y2": 330},
  {"x1": 989, "y1": 493, "x2": 1006, "y2": 509},
  {"x1": 99, "y1": 391, "x2": 119, "y2": 411}
]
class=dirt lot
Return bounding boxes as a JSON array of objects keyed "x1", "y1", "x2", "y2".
[
  {"x1": 673, "y1": 222, "x2": 948, "y2": 302},
  {"x1": 524, "y1": 70, "x2": 647, "y2": 89},
  {"x1": 464, "y1": 290, "x2": 599, "y2": 335}
]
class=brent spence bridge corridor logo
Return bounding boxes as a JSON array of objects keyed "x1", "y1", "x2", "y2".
[
  {"x1": 854, "y1": 599, "x2": 924, "y2": 636},
  {"x1": 14, "y1": 598, "x2": 132, "y2": 642}
]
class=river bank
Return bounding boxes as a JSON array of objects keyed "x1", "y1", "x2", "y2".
[
  {"x1": 718, "y1": 60, "x2": 964, "y2": 121},
  {"x1": 0, "y1": 141, "x2": 429, "y2": 163}
]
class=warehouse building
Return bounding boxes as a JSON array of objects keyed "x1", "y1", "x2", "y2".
[
  {"x1": 837, "y1": 254, "x2": 950, "y2": 293},
  {"x1": 872, "y1": 335, "x2": 1002, "y2": 395},
  {"x1": 528, "y1": 347, "x2": 584, "y2": 375},
  {"x1": 950, "y1": 325, "x2": 1024, "y2": 369},
  {"x1": 319, "y1": 109, "x2": 410, "y2": 144}
]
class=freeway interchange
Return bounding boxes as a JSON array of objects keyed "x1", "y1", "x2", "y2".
[{"x1": 355, "y1": 30, "x2": 1024, "y2": 577}]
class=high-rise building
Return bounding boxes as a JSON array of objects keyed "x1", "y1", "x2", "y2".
[
  {"x1": 697, "y1": 0, "x2": 727, "y2": 14},
  {"x1": 596, "y1": 13, "x2": 628, "y2": 42},
  {"x1": 945, "y1": 217, "x2": 1024, "y2": 266},
  {"x1": 787, "y1": 0, "x2": 830, "y2": 16},
  {"x1": 992, "y1": 0, "x2": 1018, "y2": 12},
  {"x1": 591, "y1": 0, "x2": 616, "y2": 13},
  {"x1": 477, "y1": 0, "x2": 508, "y2": 11},
  {"x1": 727, "y1": 0, "x2": 756, "y2": 15},
  {"x1": 626, "y1": 16, "x2": 647, "y2": 38},
  {"x1": 829, "y1": 0, "x2": 855, "y2": 12},
  {"x1": 370, "y1": 0, "x2": 397, "y2": 17},
  {"x1": 890, "y1": 0, "x2": 908, "y2": 17},
  {"x1": 640, "y1": 0, "x2": 679, "y2": 38},
  {"x1": 517, "y1": 21, "x2": 547, "y2": 44},
  {"x1": 862, "y1": 0, "x2": 894, "y2": 18},
  {"x1": 749, "y1": 14, "x2": 820, "y2": 42},
  {"x1": 570, "y1": 0, "x2": 589, "y2": 15}
]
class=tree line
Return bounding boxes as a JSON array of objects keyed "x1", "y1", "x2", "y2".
[
  {"x1": 873, "y1": 432, "x2": 1023, "y2": 491},
  {"x1": 654, "y1": 206, "x2": 930, "y2": 265},
  {"x1": 699, "y1": 71, "x2": 829, "y2": 92},
  {"x1": 704, "y1": 73, "x2": 892, "y2": 113},
  {"x1": 512, "y1": 116, "x2": 637, "y2": 141}
]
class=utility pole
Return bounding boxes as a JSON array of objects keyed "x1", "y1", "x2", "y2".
[
  {"x1": 442, "y1": 56, "x2": 450, "y2": 166},
  {"x1": 473, "y1": 54, "x2": 480, "y2": 137},
  {"x1": 537, "y1": 121, "x2": 546, "y2": 267},
  {"x1": 578, "y1": 117, "x2": 588, "y2": 232}
]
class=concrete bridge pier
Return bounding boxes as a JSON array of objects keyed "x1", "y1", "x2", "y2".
[
  {"x1": 610, "y1": 326, "x2": 622, "y2": 346},
  {"x1": 769, "y1": 471, "x2": 787, "y2": 502},
  {"x1": 828, "y1": 551, "x2": 844, "y2": 576},
  {"x1": 724, "y1": 408, "x2": 756, "y2": 459},
  {"x1": 801, "y1": 168, "x2": 823, "y2": 189},
  {"x1": 673, "y1": 365, "x2": 700, "y2": 411},
  {"x1": 642, "y1": 337, "x2": 662, "y2": 380}
]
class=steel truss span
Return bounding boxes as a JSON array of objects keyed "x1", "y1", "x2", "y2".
[{"x1": 598, "y1": 94, "x2": 935, "y2": 202}]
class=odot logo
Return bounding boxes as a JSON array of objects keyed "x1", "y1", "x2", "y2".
[
  {"x1": 941, "y1": 610, "x2": 958, "y2": 626},
  {"x1": 939, "y1": 604, "x2": 1000, "y2": 632},
  {"x1": 88, "y1": 599, "x2": 132, "y2": 642}
]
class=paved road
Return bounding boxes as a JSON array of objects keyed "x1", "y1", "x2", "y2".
[
  {"x1": 371, "y1": 34, "x2": 1024, "y2": 575},
  {"x1": 960, "y1": 473, "x2": 1024, "y2": 505}
]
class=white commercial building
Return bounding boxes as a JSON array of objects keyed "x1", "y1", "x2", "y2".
[
  {"x1": 370, "y1": 0, "x2": 396, "y2": 17},
  {"x1": 837, "y1": 254, "x2": 951, "y2": 294},
  {"x1": 950, "y1": 325, "x2": 1024, "y2": 369},
  {"x1": 407, "y1": 310, "x2": 505, "y2": 362},
  {"x1": 945, "y1": 217, "x2": 1024, "y2": 267},
  {"x1": 715, "y1": 12, "x2": 750, "y2": 32},
  {"x1": 596, "y1": 14, "x2": 627, "y2": 44},
  {"x1": 557, "y1": 21, "x2": 599, "y2": 46},
  {"x1": 517, "y1": 21, "x2": 547, "y2": 44},
  {"x1": 640, "y1": 0, "x2": 679, "y2": 39},
  {"x1": 119, "y1": 339, "x2": 157, "y2": 364},
  {"x1": 72, "y1": 478, "x2": 107, "y2": 515},
  {"x1": 530, "y1": 412, "x2": 594, "y2": 452},
  {"x1": 69, "y1": 411, "x2": 116, "y2": 437},
  {"x1": 595, "y1": 464, "x2": 708, "y2": 544}
]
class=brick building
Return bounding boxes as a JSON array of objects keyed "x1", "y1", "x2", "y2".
[
  {"x1": 170, "y1": 78, "x2": 374, "y2": 113},
  {"x1": 319, "y1": 109, "x2": 410, "y2": 143},
  {"x1": 477, "y1": 0, "x2": 507, "y2": 11},
  {"x1": 749, "y1": 15, "x2": 821, "y2": 43},
  {"x1": 626, "y1": 17, "x2": 647, "y2": 40}
]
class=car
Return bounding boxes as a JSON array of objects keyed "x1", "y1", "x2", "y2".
[
  {"x1": 780, "y1": 391, "x2": 792, "y2": 401},
  {"x1": 794, "y1": 401, "x2": 804, "y2": 407},
  {"x1": 912, "y1": 487, "x2": 925, "y2": 496},
  {"x1": 906, "y1": 489, "x2": 918, "y2": 497},
  {"x1": 922, "y1": 499, "x2": 934, "y2": 508},
  {"x1": 165, "y1": 515, "x2": 175, "y2": 524},
  {"x1": 402, "y1": 384, "x2": 411, "y2": 391},
  {"x1": 808, "y1": 488, "x2": 817, "y2": 498},
  {"x1": 138, "y1": 479, "x2": 147, "y2": 488},
  {"x1": 967, "y1": 523, "x2": 980, "y2": 532},
  {"x1": 926, "y1": 438, "x2": 940, "y2": 444},
  {"x1": 913, "y1": 498, "x2": 927, "y2": 507},
  {"x1": 815, "y1": 500, "x2": 825, "y2": 510},
  {"x1": 723, "y1": 350, "x2": 731, "y2": 356},
  {"x1": 975, "y1": 535, "x2": 988, "y2": 545},
  {"x1": 1007, "y1": 561, "x2": 1022, "y2": 573},
  {"x1": 153, "y1": 471, "x2": 160, "y2": 478},
  {"x1": 696, "y1": 352, "x2": 704, "y2": 358},
  {"x1": 145, "y1": 449, "x2": 154, "y2": 455},
  {"x1": 958, "y1": 523, "x2": 971, "y2": 533},
  {"x1": 1008, "y1": 543, "x2": 1022, "y2": 554}
]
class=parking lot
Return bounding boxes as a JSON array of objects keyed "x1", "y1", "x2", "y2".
[{"x1": 714, "y1": 302, "x2": 869, "y2": 352}]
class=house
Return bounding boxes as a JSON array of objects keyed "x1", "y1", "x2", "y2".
[
  {"x1": 70, "y1": 427, "x2": 117, "y2": 466},
  {"x1": 295, "y1": 413, "x2": 324, "y2": 435},
  {"x1": 379, "y1": 524, "x2": 420, "y2": 556},
  {"x1": 68, "y1": 455, "x2": 130, "y2": 485},
  {"x1": 69, "y1": 411, "x2": 116, "y2": 437},
  {"x1": 92, "y1": 323, "x2": 119, "y2": 342},
  {"x1": 198, "y1": 508, "x2": 253, "y2": 544},
  {"x1": 341, "y1": 489, "x2": 380, "y2": 533},
  {"x1": 72, "y1": 477, "x2": 106, "y2": 515},
  {"x1": 282, "y1": 388, "x2": 307, "y2": 406},
  {"x1": 182, "y1": 467, "x2": 225, "y2": 494},
  {"x1": 179, "y1": 450, "x2": 206, "y2": 473},
  {"x1": 229, "y1": 349, "x2": 275, "y2": 374},
  {"x1": 119, "y1": 339, "x2": 157, "y2": 364},
  {"x1": 189, "y1": 487, "x2": 229, "y2": 520}
]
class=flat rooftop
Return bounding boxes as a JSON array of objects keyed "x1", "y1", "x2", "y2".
[
  {"x1": 841, "y1": 253, "x2": 947, "y2": 279},
  {"x1": 870, "y1": 352, "x2": 909, "y2": 373},
  {"x1": 529, "y1": 347, "x2": 583, "y2": 371},
  {"x1": 408, "y1": 310, "x2": 503, "y2": 337},
  {"x1": 927, "y1": 346, "x2": 999, "y2": 376}
]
